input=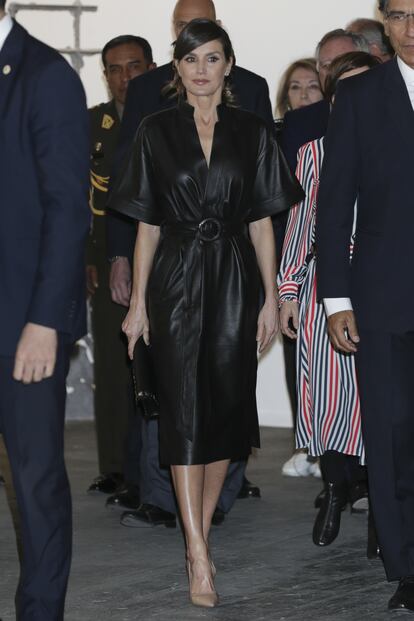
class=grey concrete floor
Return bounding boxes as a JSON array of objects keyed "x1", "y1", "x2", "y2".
[{"x1": 0, "y1": 424, "x2": 395, "y2": 621}]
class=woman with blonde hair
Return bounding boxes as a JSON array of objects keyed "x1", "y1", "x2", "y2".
[{"x1": 276, "y1": 58, "x2": 323, "y2": 118}]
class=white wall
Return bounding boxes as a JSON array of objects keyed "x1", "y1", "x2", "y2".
[
  {"x1": 14, "y1": 0, "x2": 380, "y2": 112},
  {"x1": 13, "y1": 0, "x2": 380, "y2": 427}
]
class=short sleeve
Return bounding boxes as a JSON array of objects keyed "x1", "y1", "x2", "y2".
[
  {"x1": 107, "y1": 120, "x2": 162, "y2": 225},
  {"x1": 248, "y1": 125, "x2": 305, "y2": 222}
]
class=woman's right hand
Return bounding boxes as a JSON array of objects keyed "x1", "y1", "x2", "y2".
[
  {"x1": 122, "y1": 305, "x2": 150, "y2": 360},
  {"x1": 279, "y1": 300, "x2": 299, "y2": 339}
]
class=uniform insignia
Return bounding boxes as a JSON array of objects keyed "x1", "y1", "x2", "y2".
[
  {"x1": 102, "y1": 114, "x2": 115, "y2": 130},
  {"x1": 2, "y1": 64, "x2": 11, "y2": 75}
]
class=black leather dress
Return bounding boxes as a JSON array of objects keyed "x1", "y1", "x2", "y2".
[{"x1": 109, "y1": 100, "x2": 303, "y2": 465}]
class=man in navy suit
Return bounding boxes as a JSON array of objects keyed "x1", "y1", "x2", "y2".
[
  {"x1": 0, "y1": 3, "x2": 90, "y2": 619},
  {"x1": 106, "y1": 0, "x2": 272, "y2": 527},
  {"x1": 316, "y1": 0, "x2": 414, "y2": 612}
]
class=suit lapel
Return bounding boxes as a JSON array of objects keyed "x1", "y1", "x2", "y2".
[
  {"x1": 383, "y1": 57, "x2": 414, "y2": 152},
  {"x1": 0, "y1": 21, "x2": 26, "y2": 119}
]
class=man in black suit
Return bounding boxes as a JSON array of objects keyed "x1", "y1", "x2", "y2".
[
  {"x1": 107, "y1": 0, "x2": 271, "y2": 527},
  {"x1": 316, "y1": 0, "x2": 414, "y2": 612},
  {"x1": 280, "y1": 29, "x2": 369, "y2": 174},
  {"x1": 0, "y1": 3, "x2": 89, "y2": 618}
]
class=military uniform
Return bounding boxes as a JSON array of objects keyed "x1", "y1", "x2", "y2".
[{"x1": 88, "y1": 100, "x2": 135, "y2": 477}]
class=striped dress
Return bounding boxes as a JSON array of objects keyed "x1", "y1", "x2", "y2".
[{"x1": 277, "y1": 138, "x2": 364, "y2": 462}]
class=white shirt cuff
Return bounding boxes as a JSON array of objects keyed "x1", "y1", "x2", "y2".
[{"x1": 323, "y1": 298, "x2": 353, "y2": 317}]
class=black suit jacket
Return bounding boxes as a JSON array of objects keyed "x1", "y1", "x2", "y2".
[
  {"x1": 0, "y1": 21, "x2": 90, "y2": 355},
  {"x1": 316, "y1": 58, "x2": 414, "y2": 331},
  {"x1": 107, "y1": 62, "x2": 274, "y2": 259},
  {"x1": 280, "y1": 99, "x2": 330, "y2": 173}
]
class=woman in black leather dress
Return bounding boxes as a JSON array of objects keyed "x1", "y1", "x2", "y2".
[{"x1": 109, "y1": 19, "x2": 302, "y2": 607}]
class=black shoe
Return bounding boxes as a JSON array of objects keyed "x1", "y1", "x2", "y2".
[
  {"x1": 314, "y1": 488, "x2": 325, "y2": 509},
  {"x1": 87, "y1": 473, "x2": 124, "y2": 495},
  {"x1": 237, "y1": 477, "x2": 261, "y2": 499},
  {"x1": 211, "y1": 508, "x2": 225, "y2": 526},
  {"x1": 349, "y1": 480, "x2": 369, "y2": 514},
  {"x1": 120, "y1": 504, "x2": 176, "y2": 528},
  {"x1": 106, "y1": 484, "x2": 140, "y2": 511},
  {"x1": 388, "y1": 577, "x2": 414, "y2": 613},
  {"x1": 367, "y1": 510, "x2": 381, "y2": 560},
  {"x1": 315, "y1": 482, "x2": 369, "y2": 512},
  {"x1": 312, "y1": 482, "x2": 348, "y2": 546}
]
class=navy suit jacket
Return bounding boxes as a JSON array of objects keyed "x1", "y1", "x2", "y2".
[
  {"x1": 107, "y1": 62, "x2": 274, "y2": 259},
  {"x1": 316, "y1": 58, "x2": 414, "y2": 331},
  {"x1": 0, "y1": 21, "x2": 90, "y2": 355},
  {"x1": 280, "y1": 99, "x2": 330, "y2": 173}
]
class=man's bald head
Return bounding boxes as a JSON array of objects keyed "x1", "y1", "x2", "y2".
[{"x1": 173, "y1": 0, "x2": 217, "y2": 38}]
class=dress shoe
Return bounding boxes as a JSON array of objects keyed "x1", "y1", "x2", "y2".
[
  {"x1": 349, "y1": 480, "x2": 369, "y2": 514},
  {"x1": 106, "y1": 484, "x2": 140, "y2": 511},
  {"x1": 312, "y1": 482, "x2": 348, "y2": 546},
  {"x1": 186, "y1": 559, "x2": 218, "y2": 608},
  {"x1": 388, "y1": 577, "x2": 414, "y2": 613},
  {"x1": 314, "y1": 488, "x2": 326, "y2": 509},
  {"x1": 87, "y1": 473, "x2": 124, "y2": 495},
  {"x1": 120, "y1": 503, "x2": 176, "y2": 528},
  {"x1": 211, "y1": 508, "x2": 225, "y2": 526},
  {"x1": 367, "y1": 510, "x2": 381, "y2": 560},
  {"x1": 237, "y1": 477, "x2": 261, "y2": 499}
]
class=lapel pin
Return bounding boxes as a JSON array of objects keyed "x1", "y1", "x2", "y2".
[{"x1": 2, "y1": 64, "x2": 12, "y2": 75}]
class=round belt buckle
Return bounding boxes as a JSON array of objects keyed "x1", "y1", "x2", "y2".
[{"x1": 198, "y1": 218, "x2": 222, "y2": 242}]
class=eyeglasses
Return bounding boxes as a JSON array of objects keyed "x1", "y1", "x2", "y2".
[{"x1": 385, "y1": 11, "x2": 414, "y2": 24}]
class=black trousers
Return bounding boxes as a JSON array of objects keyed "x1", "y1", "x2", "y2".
[
  {"x1": 320, "y1": 450, "x2": 365, "y2": 485},
  {"x1": 0, "y1": 347, "x2": 72, "y2": 621},
  {"x1": 356, "y1": 329, "x2": 414, "y2": 581},
  {"x1": 91, "y1": 257, "x2": 135, "y2": 476}
]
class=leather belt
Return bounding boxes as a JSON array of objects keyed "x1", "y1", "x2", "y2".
[{"x1": 162, "y1": 218, "x2": 246, "y2": 242}]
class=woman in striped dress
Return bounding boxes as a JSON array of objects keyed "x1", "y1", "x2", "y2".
[{"x1": 277, "y1": 52, "x2": 380, "y2": 547}]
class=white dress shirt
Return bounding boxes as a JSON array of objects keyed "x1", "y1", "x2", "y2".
[
  {"x1": 324, "y1": 56, "x2": 414, "y2": 317},
  {"x1": 398, "y1": 56, "x2": 414, "y2": 108},
  {"x1": 0, "y1": 13, "x2": 13, "y2": 53}
]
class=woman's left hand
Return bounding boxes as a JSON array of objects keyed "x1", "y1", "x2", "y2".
[{"x1": 256, "y1": 297, "x2": 279, "y2": 354}]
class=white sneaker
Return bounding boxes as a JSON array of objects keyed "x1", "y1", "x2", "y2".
[
  {"x1": 308, "y1": 460, "x2": 322, "y2": 479},
  {"x1": 282, "y1": 451, "x2": 312, "y2": 477}
]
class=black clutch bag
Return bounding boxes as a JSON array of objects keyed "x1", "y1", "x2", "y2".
[{"x1": 132, "y1": 338, "x2": 159, "y2": 420}]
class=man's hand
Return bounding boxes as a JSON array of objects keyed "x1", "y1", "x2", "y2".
[
  {"x1": 327, "y1": 310, "x2": 360, "y2": 354},
  {"x1": 109, "y1": 257, "x2": 131, "y2": 307},
  {"x1": 86, "y1": 265, "x2": 99, "y2": 297},
  {"x1": 13, "y1": 323, "x2": 58, "y2": 384}
]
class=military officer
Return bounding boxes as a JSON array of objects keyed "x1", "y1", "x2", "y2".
[{"x1": 87, "y1": 35, "x2": 156, "y2": 497}]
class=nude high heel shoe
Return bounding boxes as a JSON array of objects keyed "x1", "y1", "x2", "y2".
[{"x1": 186, "y1": 559, "x2": 219, "y2": 608}]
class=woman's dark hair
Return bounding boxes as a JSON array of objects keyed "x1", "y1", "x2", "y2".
[
  {"x1": 324, "y1": 51, "x2": 381, "y2": 101},
  {"x1": 168, "y1": 18, "x2": 237, "y2": 106},
  {"x1": 0, "y1": 1, "x2": 6, "y2": 9}
]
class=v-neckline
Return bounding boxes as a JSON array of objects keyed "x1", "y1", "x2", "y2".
[
  {"x1": 193, "y1": 119, "x2": 218, "y2": 170},
  {"x1": 178, "y1": 99, "x2": 225, "y2": 171}
]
